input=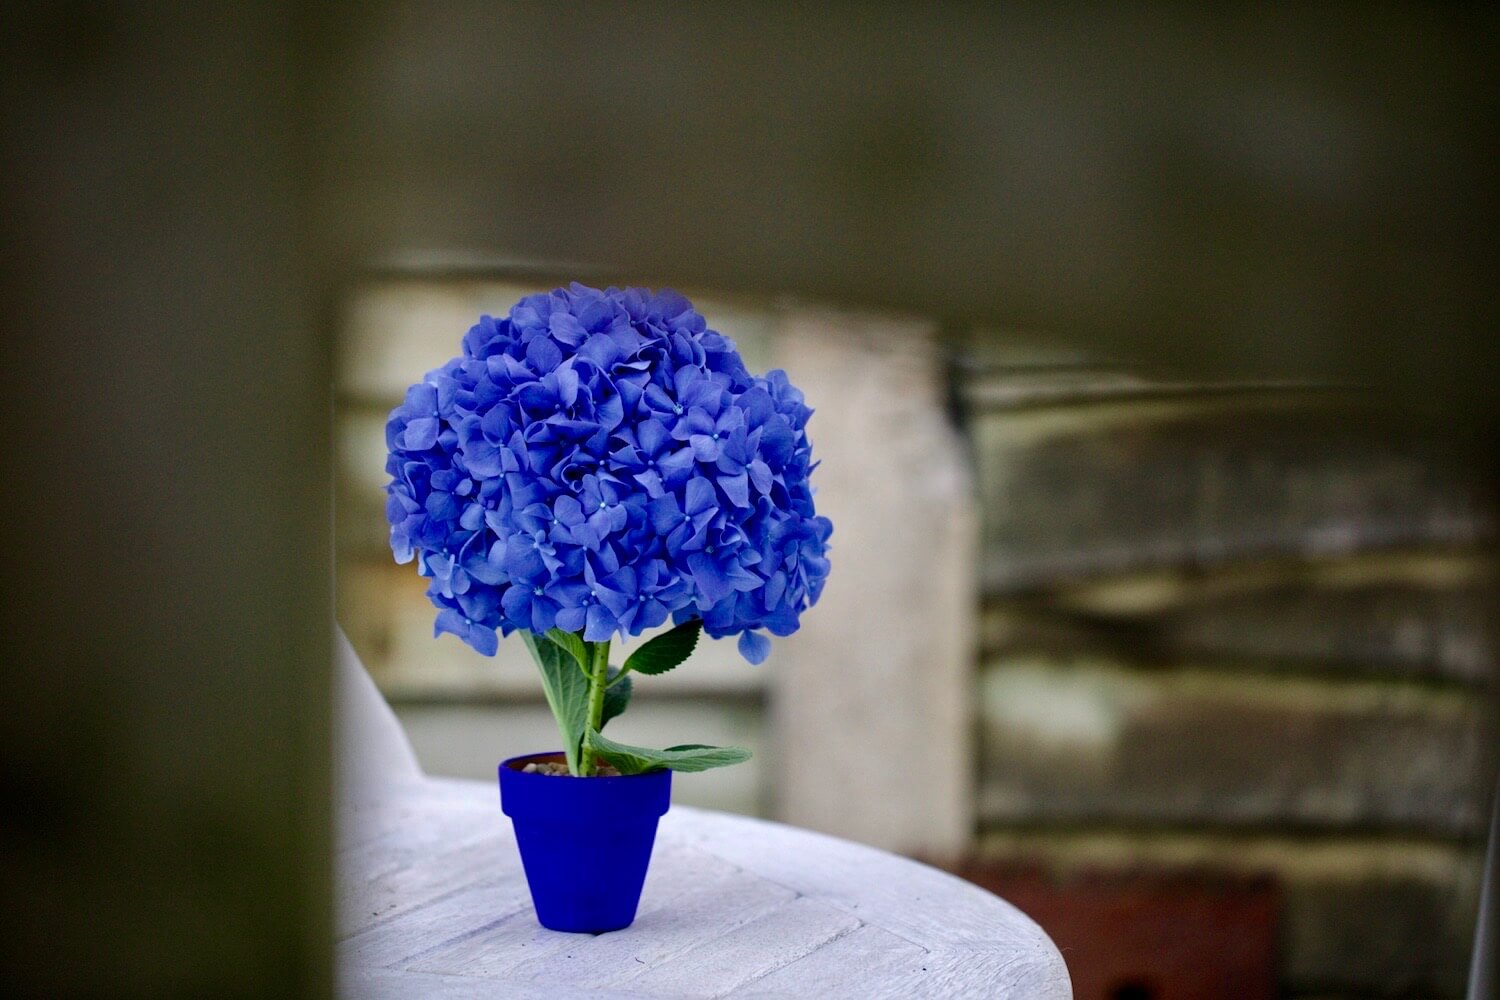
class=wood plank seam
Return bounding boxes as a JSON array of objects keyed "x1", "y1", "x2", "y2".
[{"x1": 711, "y1": 919, "x2": 867, "y2": 998}]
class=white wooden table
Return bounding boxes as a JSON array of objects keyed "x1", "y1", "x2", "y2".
[{"x1": 338, "y1": 778, "x2": 1071, "y2": 999}]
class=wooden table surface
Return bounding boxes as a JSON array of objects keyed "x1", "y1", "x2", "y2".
[{"x1": 338, "y1": 778, "x2": 1071, "y2": 999}]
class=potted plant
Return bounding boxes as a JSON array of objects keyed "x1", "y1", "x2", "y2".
[{"x1": 383, "y1": 283, "x2": 832, "y2": 933}]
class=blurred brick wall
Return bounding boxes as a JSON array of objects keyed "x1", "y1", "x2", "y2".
[{"x1": 958, "y1": 348, "x2": 1494, "y2": 999}]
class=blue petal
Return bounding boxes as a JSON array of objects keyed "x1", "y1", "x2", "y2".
[
  {"x1": 737, "y1": 631, "x2": 771, "y2": 664},
  {"x1": 597, "y1": 585, "x2": 635, "y2": 617},
  {"x1": 688, "y1": 552, "x2": 734, "y2": 605},
  {"x1": 425, "y1": 491, "x2": 459, "y2": 520},
  {"x1": 501, "y1": 536, "x2": 546, "y2": 581},
  {"x1": 467, "y1": 622, "x2": 499, "y2": 656},
  {"x1": 576, "y1": 296, "x2": 615, "y2": 333},
  {"x1": 636, "y1": 598, "x2": 670, "y2": 631},
  {"x1": 739, "y1": 386, "x2": 776, "y2": 426},
  {"x1": 516, "y1": 382, "x2": 555, "y2": 411},
  {"x1": 683, "y1": 408, "x2": 716, "y2": 436},
  {"x1": 658, "y1": 448, "x2": 696, "y2": 485},
  {"x1": 554, "y1": 606, "x2": 586, "y2": 632},
  {"x1": 403, "y1": 383, "x2": 438, "y2": 415},
  {"x1": 764, "y1": 570, "x2": 787, "y2": 610},
  {"x1": 402, "y1": 417, "x2": 440, "y2": 451},
  {"x1": 465, "y1": 553, "x2": 506, "y2": 586},
  {"x1": 583, "y1": 603, "x2": 617, "y2": 642},
  {"x1": 462, "y1": 439, "x2": 506, "y2": 479},
  {"x1": 549, "y1": 311, "x2": 587, "y2": 346},
  {"x1": 458, "y1": 586, "x2": 500, "y2": 621},
  {"x1": 748, "y1": 460, "x2": 774, "y2": 494},
  {"x1": 581, "y1": 508, "x2": 608, "y2": 541},
  {"x1": 644, "y1": 383, "x2": 676, "y2": 414},
  {"x1": 434, "y1": 608, "x2": 468, "y2": 641},
  {"x1": 690, "y1": 434, "x2": 720, "y2": 462},
  {"x1": 638, "y1": 418, "x2": 670, "y2": 456},
  {"x1": 526, "y1": 334, "x2": 563, "y2": 373},
  {"x1": 578, "y1": 332, "x2": 621, "y2": 368},
  {"x1": 684, "y1": 476, "x2": 716, "y2": 515},
  {"x1": 528, "y1": 598, "x2": 557, "y2": 635},
  {"x1": 634, "y1": 468, "x2": 666, "y2": 498},
  {"x1": 501, "y1": 585, "x2": 532, "y2": 621},
  {"x1": 554, "y1": 493, "x2": 585, "y2": 526},
  {"x1": 681, "y1": 378, "x2": 722, "y2": 412},
  {"x1": 718, "y1": 472, "x2": 750, "y2": 508},
  {"x1": 649, "y1": 494, "x2": 685, "y2": 534},
  {"x1": 390, "y1": 529, "x2": 414, "y2": 564}
]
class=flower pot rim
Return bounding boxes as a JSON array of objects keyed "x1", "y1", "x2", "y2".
[{"x1": 500, "y1": 750, "x2": 667, "y2": 781}]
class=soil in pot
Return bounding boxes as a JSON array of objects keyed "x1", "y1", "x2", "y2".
[{"x1": 505, "y1": 752, "x2": 623, "y2": 777}]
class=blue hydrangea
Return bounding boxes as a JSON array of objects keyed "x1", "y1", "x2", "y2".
[{"x1": 384, "y1": 284, "x2": 832, "y2": 664}]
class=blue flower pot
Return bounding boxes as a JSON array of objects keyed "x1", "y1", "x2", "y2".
[{"x1": 498, "y1": 752, "x2": 672, "y2": 933}]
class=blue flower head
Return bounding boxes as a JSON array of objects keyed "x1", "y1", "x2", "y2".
[{"x1": 385, "y1": 284, "x2": 832, "y2": 664}]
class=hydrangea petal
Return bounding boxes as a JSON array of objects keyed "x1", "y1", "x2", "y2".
[
  {"x1": 403, "y1": 417, "x2": 440, "y2": 451},
  {"x1": 737, "y1": 630, "x2": 771, "y2": 664},
  {"x1": 718, "y1": 472, "x2": 750, "y2": 508}
]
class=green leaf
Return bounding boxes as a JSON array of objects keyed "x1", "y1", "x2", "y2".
[
  {"x1": 587, "y1": 729, "x2": 752, "y2": 775},
  {"x1": 520, "y1": 630, "x2": 590, "y2": 774},
  {"x1": 599, "y1": 667, "x2": 631, "y2": 731},
  {"x1": 545, "y1": 628, "x2": 588, "y2": 676},
  {"x1": 623, "y1": 620, "x2": 701, "y2": 677}
]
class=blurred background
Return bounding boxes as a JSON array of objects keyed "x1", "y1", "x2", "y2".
[
  {"x1": 338, "y1": 276, "x2": 1495, "y2": 1000},
  {"x1": 4, "y1": 3, "x2": 1497, "y2": 999}
]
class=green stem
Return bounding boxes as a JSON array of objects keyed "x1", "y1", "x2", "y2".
[{"x1": 578, "y1": 638, "x2": 611, "y2": 776}]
